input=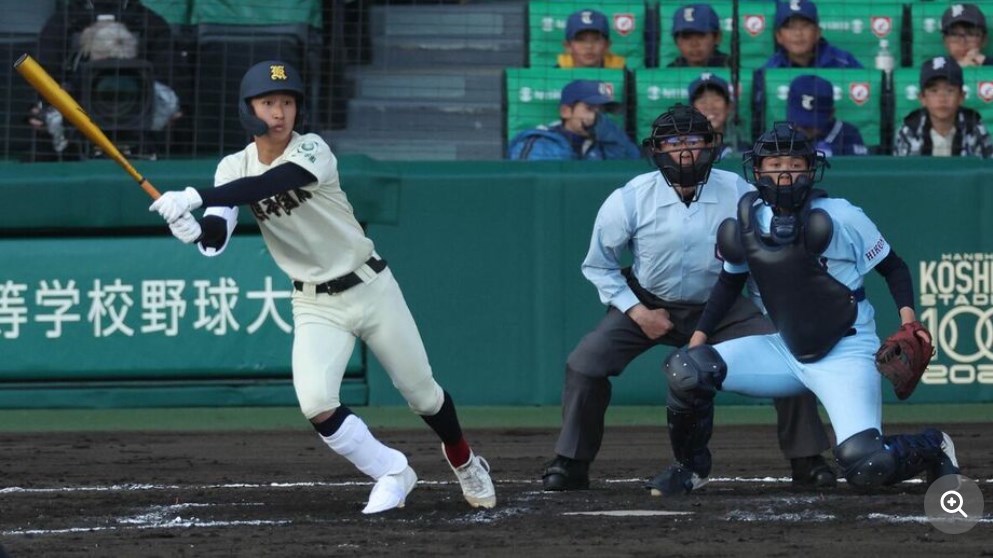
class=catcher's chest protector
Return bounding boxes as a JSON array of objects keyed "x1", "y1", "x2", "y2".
[{"x1": 728, "y1": 191, "x2": 859, "y2": 363}]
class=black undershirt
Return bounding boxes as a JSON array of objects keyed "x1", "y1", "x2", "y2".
[{"x1": 197, "y1": 162, "x2": 317, "y2": 208}]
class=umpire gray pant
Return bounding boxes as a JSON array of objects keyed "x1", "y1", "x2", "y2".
[{"x1": 554, "y1": 295, "x2": 831, "y2": 462}]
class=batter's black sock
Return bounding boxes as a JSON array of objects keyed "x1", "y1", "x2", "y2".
[
  {"x1": 421, "y1": 391, "x2": 471, "y2": 466},
  {"x1": 312, "y1": 406, "x2": 354, "y2": 437}
]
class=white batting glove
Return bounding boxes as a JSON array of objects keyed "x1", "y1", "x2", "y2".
[
  {"x1": 168, "y1": 212, "x2": 202, "y2": 244},
  {"x1": 149, "y1": 187, "x2": 203, "y2": 223}
]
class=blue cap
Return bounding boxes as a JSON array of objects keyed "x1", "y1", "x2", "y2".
[
  {"x1": 920, "y1": 56, "x2": 964, "y2": 89},
  {"x1": 775, "y1": 0, "x2": 819, "y2": 29},
  {"x1": 688, "y1": 73, "x2": 732, "y2": 102},
  {"x1": 787, "y1": 75, "x2": 834, "y2": 129},
  {"x1": 673, "y1": 4, "x2": 721, "y2": 35},
  {"x1": 560, "y1": 79, "x2": 618, "y2": 106},
  {"x1": 566, "y1": 9, "x2": 610, "y2": 40}
]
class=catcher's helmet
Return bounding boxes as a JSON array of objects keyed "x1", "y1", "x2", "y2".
[
  {"x1": 743, "y1": 122, "x2": 828, "y2": 212},
  {"x1": 238, "y1": 60, "x2": 306, "y2": 136},
  {"x1": 642, "y1": 104, "x2": 721, "y2": 200}
]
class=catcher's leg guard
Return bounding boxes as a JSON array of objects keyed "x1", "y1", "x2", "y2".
[
  {"x1": 664, "y1": 346, "x2": 727, "y2": 477},
  {"x1": 834, "y1": 428, "x2": 896, "y2": 489}
]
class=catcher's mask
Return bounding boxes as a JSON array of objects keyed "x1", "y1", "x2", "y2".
[
  {"x1": 743, "y1": 122, "x2": 828, "y2": 213},
  {"x1": 642, "y1": 104, "x2": 721, "y2": 201},
  {"x1": 238, "y1": 60, "x2": 306, "y2": 136}
]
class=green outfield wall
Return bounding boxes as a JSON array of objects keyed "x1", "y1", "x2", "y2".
[{"x1": 0, "y1": 156, "x2": 990, "y2": 408}]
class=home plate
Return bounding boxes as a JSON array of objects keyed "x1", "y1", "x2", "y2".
[{"x1": 562, "y1": 510, "x2": 694, "y2": 517}]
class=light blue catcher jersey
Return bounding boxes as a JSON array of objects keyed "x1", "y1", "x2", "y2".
[
  {"x1": 583, "y1": 168, "x2": 753, "y2": 311},
  {"x1": 724, "y1": 197, "x2": 891, "y2": 329}
]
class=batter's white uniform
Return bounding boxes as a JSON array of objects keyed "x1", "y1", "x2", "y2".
[{"x1": 200, "y1": 132, "x2": 444, "y2": 418}]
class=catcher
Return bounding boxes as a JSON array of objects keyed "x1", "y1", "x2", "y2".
[{"x1": 646, "y1": 122, "x2": 959, "y2": 496}]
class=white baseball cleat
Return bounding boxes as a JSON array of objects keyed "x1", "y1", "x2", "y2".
[
  {"x1": 445, "y1": 447, "x2": 497, "y2": 509},
  {"x1": 362, "y1": 465, "x2": 417, "y2": 514}
]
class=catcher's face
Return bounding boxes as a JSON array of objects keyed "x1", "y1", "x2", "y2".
[
  {"x1": 756, "y1": 155, "x2": 810, "y2": 186},
  {"x1": 250, "y1": 93, "x2": 298, "y2": 140}
]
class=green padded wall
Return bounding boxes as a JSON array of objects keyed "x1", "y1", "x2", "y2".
[
  {"x1": 910, "y1": 1, "x2": 993, "y2": 67},
  {"x1": 633, "y1": 67, "x2": 752, "y2": 148},
  {"x1": 504, "y1": 67, "x2": 628, "y2": 141},
  {"x1": 527, "y1": 0, "x2": 648, "y2": 68},
  {"x1": 762, "y1": 67, "x2": 886, "y2": 146}
]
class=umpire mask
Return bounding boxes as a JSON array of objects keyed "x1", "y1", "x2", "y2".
[{"x1": 642, "y1": 104, "x2": 721, "y2": 202}]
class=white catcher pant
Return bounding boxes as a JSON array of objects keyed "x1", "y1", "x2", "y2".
[{"x1": 291, "y1": 267, "x2": 444, "y2": 419}]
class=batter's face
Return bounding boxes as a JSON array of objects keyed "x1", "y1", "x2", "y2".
[
  {"x1": 250, "y1": 93, "x2": 298, "y2": 140},
  {"x1": 775, "y1": 18, "x2": 821, "y2": 62},
  {"x1": 560, "y1": 101, "x2": 602, "y2": 136},
  {"x1": 564, "y1": 31, "x2": 611, "y2": 67},
  {"x1": 756, "y1": 155, "x2": 811, "y2": 186},
  {"x1": 674, "y1": 31, "x2": 721, "y2": 66}
]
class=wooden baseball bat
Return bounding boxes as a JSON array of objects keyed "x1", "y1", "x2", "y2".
[{"x1": 13, "y1": 53, "x2": 161, "y2": 199}]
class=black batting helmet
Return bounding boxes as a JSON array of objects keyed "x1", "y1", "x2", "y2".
[
  {"x1": 743, "y1": 122, "x2": 828, "y2": 212},
  {"x1": 642, "y1": 104, "x2": 721, "y2": 199},
  {"x1": 238, "y1": 60, "x2": 306, "y2": 136}
]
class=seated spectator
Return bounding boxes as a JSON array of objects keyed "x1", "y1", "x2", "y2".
[
  {"x1": 508, "y1": 80, "x2": 640, "y2": 160},
  {"x1": 764, "y1": 0, "x2": 861, "y2": 69},
  {"x1": 787, "y1": 75, "x2": 868, "y2": 156},
  {"x1": 667, "y1": 4, "x2": 729, "y2": 68},
  {"x1": 894, "y1": 56, "x2": 993, "y2": 158},
  {"x1": 687, "y1": 73, "x2": 735, "y2": 158},
  {"x1": 557, "y1": 9, "x2": 626, "y2": 68},
  {"x1": 941, "y1": 3, "x2": 993, "y2": 67}
]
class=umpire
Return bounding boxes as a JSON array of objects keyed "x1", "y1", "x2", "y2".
[{"x1": 542, "y1": 105, "x2": 836, "y2": 491}]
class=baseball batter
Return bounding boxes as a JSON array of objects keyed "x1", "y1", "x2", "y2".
[
  {"x1": 148, "y1": 61, "x2": 495, "y2": 514},
  {"x1": 648, "y1": 122, "x2": 961, "y2": 496},
  {"x1": 543, "y1": 105, "x2": 835, "y2": 492}
]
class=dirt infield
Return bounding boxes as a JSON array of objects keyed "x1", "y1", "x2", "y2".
[{"x1": 2, "y1": 423, "x2": 990, "y2": 557}]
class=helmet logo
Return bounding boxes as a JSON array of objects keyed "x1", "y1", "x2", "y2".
[{"x1": 270, "y1": 65, "x2": 288, "y2": 81}]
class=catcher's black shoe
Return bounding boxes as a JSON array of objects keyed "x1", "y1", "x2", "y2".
[
  {"x1": 645, "y1": 463, "x2": 708, "y2": 497},
  {"x1": 542, "y1": 455, "x2": 590, "y2": 491},
  {"x1": 791, "y1": 455, "x2": 837, "y2": 488}
]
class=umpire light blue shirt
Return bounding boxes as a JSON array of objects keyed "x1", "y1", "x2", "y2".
[{"x1": 583, "y1": 168, "x2": 753, "y2": 311}]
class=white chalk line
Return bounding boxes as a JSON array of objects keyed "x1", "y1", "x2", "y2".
[{"x1": 3, "y1": 477, "x2": 990, "y2": 537}]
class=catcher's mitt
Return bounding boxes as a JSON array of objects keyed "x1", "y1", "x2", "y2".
[{"x1": 875, "y1": 321, "x2": 935, "y2": 400}]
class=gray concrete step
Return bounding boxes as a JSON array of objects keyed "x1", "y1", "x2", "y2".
[
  {"x1": 370, "y1": 3, "x2": 526, "y2": 40},
  {"x1": 346, "y1": 98, "x2": 502, "y2": 133},
  {"x1": 370, "y1": 37, "x2": 525, "y2": 69},
  {"x1": 350, "y1": 67, "x2": 504, "y2": 103}
]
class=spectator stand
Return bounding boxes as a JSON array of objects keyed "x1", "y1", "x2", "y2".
[
  {"x1": 892, "y1": 65, "x2": 993, "y2": 134},
  {"x1": 0, "y1": 0, "x2": 57, "y2": 161},
  {"x1": 188, "y1": 0, "x2": 322, "y2": 158},
  {"x1": 503, "y1": 67, "x2": 628, "y2": 154},
  {"x1": 633, "y1": 66, "x2": 752, "y2": 149},
  {"x1": 527, "y1": 0, "x2": 649, "y2": 68},
  {"x1": 910, "y1": 0, "x2": 993, "y2": 67},
  {"x1": 762, "y1": 67, "x2": 887, "y2": 151},
  {"x1": 657, "y1": 0, "x2": 734, "y2": 68}
]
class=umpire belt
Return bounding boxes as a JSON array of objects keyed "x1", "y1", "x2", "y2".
[{"x1": 293, "y1": 257, "x2": 387, "y2": 296}]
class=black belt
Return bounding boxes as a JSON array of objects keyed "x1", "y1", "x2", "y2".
[{"x1": 293, "y1": 257, "x2": 387, "y2": 295}]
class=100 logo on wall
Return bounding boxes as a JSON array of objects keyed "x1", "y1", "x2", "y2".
[{"x1": 919, "y1": 253, "x2": 993, "y2": 386}]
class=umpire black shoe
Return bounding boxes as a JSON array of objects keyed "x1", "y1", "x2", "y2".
[
  {"x1": 791, "y1": 455, "x2": 837, "y2": 488},
  {"x1": 542, "y1": 455, "x2": 590, "y2": 491}
]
